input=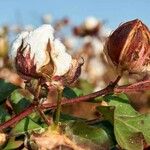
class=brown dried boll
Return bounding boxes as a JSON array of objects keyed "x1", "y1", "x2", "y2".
[{"x1": 105, "y1": 19, "x2": 150, "y2": 74}]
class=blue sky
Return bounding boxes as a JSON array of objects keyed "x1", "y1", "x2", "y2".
[{"x1": 0, "y1": 0, "x2": 150, "y2": 29}]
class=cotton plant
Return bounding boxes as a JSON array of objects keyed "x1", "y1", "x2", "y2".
[
  {"x1": 0, "y1": 19, "x2": 150, "y2": 150},
  {"x1": 9, "y1": 24, "x2": 83, "y2": 125}
]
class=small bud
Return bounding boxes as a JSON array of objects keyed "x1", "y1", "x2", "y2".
[
  {"x1": 105, "y1": 19, "x2": 150, "y2": 74},
  {"x1": 9, "y1": 25, "x2": 82, "y2": 86}
]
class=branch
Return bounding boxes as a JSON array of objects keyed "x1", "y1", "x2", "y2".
[
  {"x1": 1, "y1": 77, "x2": 150, "y2": 131},
  {"x1": 0, "y1": 104, "x2": 35, "y2": 131},
  {"x1": 115, "y1": 79, "x2": 150, "y2": 93},
  {"x1": 0, "y1": 80, "x2": 115, "y2": 131}
]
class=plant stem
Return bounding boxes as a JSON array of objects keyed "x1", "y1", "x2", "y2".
[
  {"x1": 0, "y1": 76, "x2": 122, "y2": 131},
  {"x1": 2, "y1": 77, "x2": 150, "y2": 131},
  {"x1": 43, "y1": 76, "x2": 121, "y2": 110},
  {"x1": 35, "y1": 80, "x2": 50, "y2": 126},
  {"x1": 55, "y1": 88, "x2": 63, "y2": 125},
  {"x1": 114, "y1": 79, "x2": 150, "y2": 93},
  {"x1": 36, "y1": 106, "x2": 51, "y2": 125},
  {"x1": 0, "y1": 104, "x2": 35, "y2": 131}
]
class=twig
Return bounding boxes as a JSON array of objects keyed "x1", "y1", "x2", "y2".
[
  {"x1": 115, "y1": 79, "x2": 150, "y2": 93},
  {"x1": 42, "y1": 76, "x2": 122, "y2": 109},
  {"x1": 36, "y1": 106, "x2": 51, "y2": 126},
  {"x1": 34, "y1": 80, "x2": 50, "y2": 126},
  {"x1": 3, "y1": 76, "x2": 150, "y2": 131},
  {"x1": 55, "y1": 88, "x2": 63, "y2": 125},
  {"x1": 0, "y1": 76, "x2": 120, "y2": 131},
  {"x1": 0, "y1": 104, "x2": 35, "y2": 131}
]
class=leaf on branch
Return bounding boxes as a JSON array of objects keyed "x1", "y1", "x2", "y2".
[
  {"x1": 79, "y1": 79, "x2": 94, "y2": 95},
  {"x1": 10, "y1": 89, "x2": 33, "y2": 114},
  {"x1": 59, "y1": 113, "x2": 85, "y2": 122},
  {"x1": 97, "y1": 93, "x2": 150, "y2": 150},
  {"x1": 63, "y1": 87, "x2": 78, "y2": 99},
  {"x1": 0, "y1": 105, "x2": 11, "y2": 124},
  {"x1": 65, "y1": 121, "x2": 115, "y2": 150},
  {"x1": 0, "y1": 79, "x2": 18, "y2": 103},
  {"x1": 3, "y1": 137, "x2": 23, "y2": 150},
  {"x1": 63, "y1": 87, "x2": 83, "y2": 99},
  {"x1": 10, "y1": 89, "x2": 40, "y2": 122},
  {"x1": 12, "y1": 117, "x2": 44, "y2": 135}
]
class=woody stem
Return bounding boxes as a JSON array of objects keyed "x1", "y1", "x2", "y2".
[
  {"x1": 0, "y1": 76, "x2": 121, "y2": 131},
  {"x1": 34, "y1": 80, "x2": 50, "y2": 126},
  {"x1": 55, "y1": 88, "x2": 63, "y2": 125}
]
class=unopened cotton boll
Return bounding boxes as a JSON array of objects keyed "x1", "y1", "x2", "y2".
[{"x1": 105, "y1": 19, "x2": 150, "y2": 74}]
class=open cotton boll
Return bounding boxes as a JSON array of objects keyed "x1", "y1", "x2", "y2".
[
  {"x1": 52, "y1": 39, "x2": 72, "y2": 76},
  {"x1": 9, "y1": 31, "x2": 29, "y2": 65},
  {"x1": 9, "y1": 24, "x2": 82, "y2": 85},
  {"x1": 23, "y1": 24, "x2": 54, "y2": 71},
  {"x1": 84, "y1": 17, "x2": 99, "y2": 31},
  {"x1": 9, "y1": 24, "x2": 55, "y2": 72}
]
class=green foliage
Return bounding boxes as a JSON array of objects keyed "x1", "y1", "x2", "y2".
[
  {"x1": 3, "y1": 138, "x2": 23, "y2": 150},
  {"x1": 10, "y1": 89, "x2": 33, "y2": 114},
  {"x1": 97, "y1": 93, "x2": 150, "y2": 150},
  {"x1": 1, "y1": 80, "x2": 150, "y2": 150},
  {"x1": 0, "y1": 79, "x2": 18, "y2": 103},
  {"x1": 78, "y1": 79, "x2": 94, "y2": 94},
  {"x1": 59, "y1": 113, "x2": 85, "y2": 122},
  {"x1": 0, "y1": 105, "x2": 11, "y2": 123},
  {"x1": 10, "y1": 89, "x2": 41, "y2": 123},
  {"x1": 63, "y1": 87, "x2": 83, "y2": 99},
  {"x1": 65, "y1": 121, "x2": 115, "y2": 149},
  {"x1": 12, "y1": 117, "x2": 44, "y2": 135},
  {"x1": 63, "y1": 87, "x2": 78, "y2": 98}
]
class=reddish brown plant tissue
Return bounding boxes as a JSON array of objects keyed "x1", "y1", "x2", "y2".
[{"x1": 105, "y1": 19, "x2": 150, "y2": 74}]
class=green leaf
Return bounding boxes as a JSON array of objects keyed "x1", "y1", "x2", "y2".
[
  {"x1": 79, "y1": 79, "x2": 94, "y2": 94},
  {"x1": 65, "y1": 121, "x2": 115, "y2": 149},
  {"x1": 59, "y1": 113, "x2": 85, "y2": 122},
  {"x1": 12, "y1": 117, "x2": 43, "y2": 135},
  {"x1": 0, "y1": 79, "x2": 18, "y2": 103},
  {"x1": 63, "y1": 87, "x2": 77, "y2": 99},
  {"x1": 72, "y1": 87, "x2": 83, "y2": 97},
  {"x1": 0, "y1": 105, "x2": 11, "y2": 123},
  {"x1": 97, "y1": 106, "x2": 115, "y2": 124},
  {"x1": 97, "y1": 93, "x2": 150, "y2": 150},
  {"x1": 10, "y1": 89, "x2": 40, "y2": 123},
  {"x1": 3, "y1": 138, "x2": 23, "y2": 150},
  {"x1": 93, "y1": 120, "x2": 116, "y2": 147},
  {"x1": 63, "y1": 87, "x2": 83, "y2": 100},
  {"x1": 10, "y1": 89, "x2": 33, "y2": 114}
]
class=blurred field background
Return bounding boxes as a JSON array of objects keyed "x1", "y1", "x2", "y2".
[{"x1": 0, "y1": 0, "x2": 150, "y2": 118}]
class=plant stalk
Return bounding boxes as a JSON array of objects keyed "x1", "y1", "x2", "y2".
[
  {"x1": 34, "y1": 80, "x2": 50, "y2": 126},
  {"x1": 55, "y1": 88, "x2": 63, "y2": 125}
]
